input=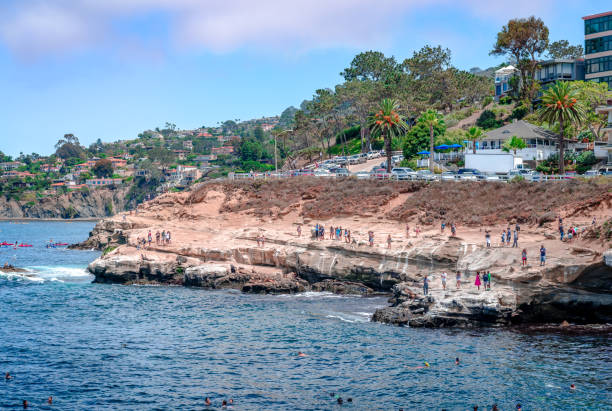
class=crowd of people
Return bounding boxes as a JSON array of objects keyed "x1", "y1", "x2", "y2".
[
  {"x1": 423, "y1": 270, "x2": 493, "y2": 296},
  {"x1": 136, "y1": 229, "x2": 171, "y2": 250}
]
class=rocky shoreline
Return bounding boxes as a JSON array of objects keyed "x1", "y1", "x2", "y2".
[{"x1": 81, "y1": 219, "x2": 612, "y2": 328}]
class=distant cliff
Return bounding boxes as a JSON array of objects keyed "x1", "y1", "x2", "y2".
[{"x1": 0, "y1": 187, "x2": 130, "y2": 219}]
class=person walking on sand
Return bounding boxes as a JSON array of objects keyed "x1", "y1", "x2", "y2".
[
  {"x1": 522, "y1": 248, "x2": 527, "y2": 266},
  {"x1": 540, "y1": 245, "x2": 546, "y2": 266},
  {"x1": 441, "y1": 271, "x2": 447, "y2": 290},
  {"x1": 475, "y1": 272, "x2": 481, "y2": 291},
  {"x1": 456, "y1": 271, "x2": 461, "y2": 289},
  {"x1": 387, "y1": 234, "x2": 392, "y2": 249},
  {"x1": 485, "y1": 232, "x2": 491, "y2": 248},
  {"x1": 423, "y1": 275, "x2": 429, "y2": 296}
]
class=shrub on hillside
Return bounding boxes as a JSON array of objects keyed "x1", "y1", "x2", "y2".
[{"x1": 476, "y1": 110, "x2": 502, "y2": 129}]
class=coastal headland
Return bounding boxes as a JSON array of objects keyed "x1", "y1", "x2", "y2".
[{"x1": 78, "y1": 177, "x2": 612, "y2": 327}]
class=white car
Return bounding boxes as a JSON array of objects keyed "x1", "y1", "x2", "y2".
[
  {"x1": 354, "y1": 171, "x2": 371, "y2": 179},
  {"x1": 367, "y1": 151, "x2": 380, "y2": 159},
  {"x1": 440, "y1": 171, "x2": 456, "y2": 181},
  {"x1": 314, "y1": 169, "x2": 333, "y2": 177},
  {"x1": 416, "y1": 170, "x2": 436, "y2": 181},
  {"x1": 459, "y1": 173, "x2": 478, "y2": 181}
]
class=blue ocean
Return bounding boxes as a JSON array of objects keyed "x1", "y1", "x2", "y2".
[{"x1": 0, "y1": 221, "x2": 610, "y2": 410}]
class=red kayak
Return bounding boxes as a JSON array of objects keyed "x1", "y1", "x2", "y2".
[
  {"x1": 18, "y1": 244, "x2": 33, "y2": 247},
  {"x1": 1, "y1": 242, "x2": 14, "y2": 246}
]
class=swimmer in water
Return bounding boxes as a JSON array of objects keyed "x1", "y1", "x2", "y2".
[
  {"x1": 5, "y1": 372, "x2": 12, "y2": 380},
  {"x1": 297, "y1": 352, "x2": 307, "y2": 357},
  {"x1": 205, "y1": 397, "x2": 211, "y2": 406},
  {"x1": 455, "y1": 357, "x2": 460, "y2": 365},
  {"x1": 516, "y1": 404, "x2": 522, "y2": 411},
  {"x1": 23, "y1": 400, "x2": 28, "y2": 409},
  {"x1": 570, "y1": 384, "x2": 576, "y2": 390},
  {"x1": 48, "y1": 396, "x2": 53, "y2": 404},
  {"x1": 337, "y1": 397, "x2": 343, "y2": 404},
  {"x1": 222, "y1": 400, "x2": 227, "y2": 407}
]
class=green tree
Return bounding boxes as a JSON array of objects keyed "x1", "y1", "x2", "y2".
[
  {"x1": 403, "y1": 121, "x2": 445, "y2": 159},
  {"x1": 476, "y1": 110, "x2": 502, "y2": 129},
  {"x1": 341, "y1": 51, "x2": 399, "y2": 82},
  {"x1": 239, "y1": 139, "x2": 264, "y2": 161},
  {"x1": 572, "y1": 81, "x2": 611, "y2": 140},
  {"x1": 547, "y1": 40, "x2": 584, "y2": 59},
  {"x1": 92, "y1": 159, "x2": 113, "y2": 178},
  {"x1": 466, "y1": 126, "x2": 483, "y2": 154},
  {"x1": 367, "y1": 99, "x2": 408, "y2": 172},
  {"x1": 491, "y1": 16, "x2": 549, "y2": 101},
  {"x1": 253, "y1": 126, "x2": 265, "y2": 141},
  {"x1": 537, "y1": 81, "x2": 586, "y2": 174},
  {"x1": 417, "y1": 109, "x2": 445, "y2": 171},
  {"x1": 501, "y1": 136, "x2": 527, "y2": 155}
]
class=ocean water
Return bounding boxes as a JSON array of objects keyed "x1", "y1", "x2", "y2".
[{"x1": 0, "y1": 222, "x2": 611, "y2": 410}]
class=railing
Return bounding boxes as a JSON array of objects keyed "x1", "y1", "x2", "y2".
[{"x1": 228, "y1": 171, "x2": 606, "y2": 183}]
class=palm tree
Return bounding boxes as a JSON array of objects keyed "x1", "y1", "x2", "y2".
[
  {"x1": 418, "y1": 109, "x2": 445, "y2": 171},
  {"x1": 466, "y1": 126, "x2": 483, "y2": 154},
  {"x1": 537, "y1": 81, "x2": 585, "y2": 175},
  {"x1": 368, "y1": 99, "x2": 408, "y2": 172},
  {"x1": 502, "y1": 135, "x2": 527, "y2": 155}
]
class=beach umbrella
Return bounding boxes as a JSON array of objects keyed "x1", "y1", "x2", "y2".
[
  {"x1": 434, "y1": 144, "x2": 450, "y2": 150},
  {"x1": 417, "y1": 150, "x2": 430, "y2": 155},
  {"x1": 449, "y1": 143, "x2": 463, "y2": 148}
]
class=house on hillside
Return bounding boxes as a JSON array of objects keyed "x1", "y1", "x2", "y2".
[
  {"x1": 86, "y1": 178, "x2": 123, "y2": 187},
  {"x1": 108, "y1": 157, "x2": 127, "y2": 168},
  {"x1": 478, "y1": 120, "x2": 572, "y2": 161},
  {"x1": 494, "y1": 66, "x2": 518, "y2": 100},
  {"x1": 211, "y1": 146, "x2": 234, "y2": 155},
  {"x1": 183, "y1": 140, "x2": 193, "y2": 150},
  {"x1": 40, "y1": 164, "x2": 61, "y2": 173},
  {"x1": 0, "y1": 161, "x2": 24, "y2": 171}
]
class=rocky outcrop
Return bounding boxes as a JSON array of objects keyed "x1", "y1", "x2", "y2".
[{"x1": 0, "y1": 187, "x2": 129, "y2": 219}]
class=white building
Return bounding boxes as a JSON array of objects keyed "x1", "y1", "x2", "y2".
[
  {"x1": 478, "y1": 120, "x2": 565, "y2": 162},
  {"x1": 494, "y1": 65, "x2": 518, "y2": 100}
]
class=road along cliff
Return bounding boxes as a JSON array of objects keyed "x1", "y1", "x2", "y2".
[{"x1": 79, "y1": 178, "x2": 612, "y2": 327}]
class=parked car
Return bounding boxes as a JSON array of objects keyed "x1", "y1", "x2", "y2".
[
  {"x1": 329, "y1": 167, "x2": 350, "y2": 177},
  {"x1": 416, "y1": 169, "x2": 436, "y2": 181},
  {"x1": 391, "y1": 167, "x2": 414, "y2": 180},
  {"x1": 370, "y1": 168, "x2": 388, "y2": 179},
  {"x1": 348, "y1": 154, "x2": 366, "y2": 164},
  {"x1": 440, "y1": 171, "x2": 456, "y2": 181},
  {"x1": 484, "y1": 173, "x2": 501, "y2": 181},
  {"x1": 457, "y1": 168, "x2": 481, "y2": 175},
  {"x1": 354, "y1": 171, "x2": 371, "y2": 179},
  {"x1": 597, "y1": 166, "x2": 612, "y2": 175},
  {"x1": 584, "y1": 169, "x2": 599, "y2": 177},
  {"x1": 314, "y1": 169, "x2": 333, "y2": 177},
  {"x1": 391, "y1": 155, "x2": 404, "y2": 165},
  {"x1": 367, "y1": 151, "x2": 381, "y2": 159},
  {"x1": 459, "y1": 172, "x2": 478, "y2": 181}
]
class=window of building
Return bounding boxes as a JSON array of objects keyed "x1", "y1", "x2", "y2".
[
  {"x1": 590, "y1": 75, "x2": 612, "y2": 89},
  {"x1": 585, "y1": 15, "x2": 612, "y2": 35},
  {"x1": 585, "y1": 35, "x2": 612, "y2": 54},
  {"x1": 586, "y1": 56, "x2": 612, "y2": 74}
]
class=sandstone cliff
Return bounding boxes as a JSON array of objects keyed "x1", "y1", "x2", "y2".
[
  {"x1": 80, "y1": 179, "x2": 612, "y2": 327},
  {"x1": 0, "y1": 187, "x2": 129, "y2": 219}
]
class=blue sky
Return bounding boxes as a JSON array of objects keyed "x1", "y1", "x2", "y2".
[{"x1": 0, "y1": 0, "x2": 609, "y2": 157}]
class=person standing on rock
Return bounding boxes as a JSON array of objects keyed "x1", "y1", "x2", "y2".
[
  {"x1": 155, "y1": 231, "x2": 160, "y2": 245},
  {"x1": 368, "y1": 231, "x2": 374, "y2": 247},
  {"x1": 522, "y1": 248, "x2": 527, "y2": 266},
  {"x1": 423, "y1": 275, "x2": 429, "y2": 296},
  {"x1": 485, "y1": 231, "x2": 491, "y2": 248},
  {"x1": 451, "y1": 223, "x2": 456, "y2": 236},
  {"x1": 387, "y1": 234, "x2": 392, "y2": 249},
  {"x1": 512, "y1": 230, "x2": 518, "y2": 248},
  {"x1": 475, "y1": 272, "x2": 481, "y2": 291},
  {"x1": 506, "y1": 228, "x2": 511, "y2": 244},
  {"x1": 297, "y1": 225, "x2": 302, "y2": 237},
  {"x1": 167, "y1": 231, "x2": 171, "y2": 244},
  {"x1": 147, "y1": 231, "x2": 152, "y2": 247},
  {"x1": 481, "y1": 271, "x2": 488, "y2": 289},
  {"x1": 501, "y1": 231, "x2": 505, "y2": 247},
  {"x1": 540, "y1": 245, "x2": 546, "y2": 266},
  {"x1": 456, "y1": 271, "x2": 461, "y2": 289},
  {"x1": 559, "y1": 225, "x2": 564, "y2": 241},
  {"x1": 441, "y1": 271, "x2": 447, "y2": 290}
]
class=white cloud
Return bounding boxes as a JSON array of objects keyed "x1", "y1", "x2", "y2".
[{"x1": 0, "y1": 0, "x2": 555, "y2": 59}]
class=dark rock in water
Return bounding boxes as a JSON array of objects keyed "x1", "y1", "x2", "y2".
[
  {"x1": 311, "y1": 279, "x2": 373, "y2": 295},
  {"x1": 0, "y1": 265, "x2": 27, "y2": 273}
]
